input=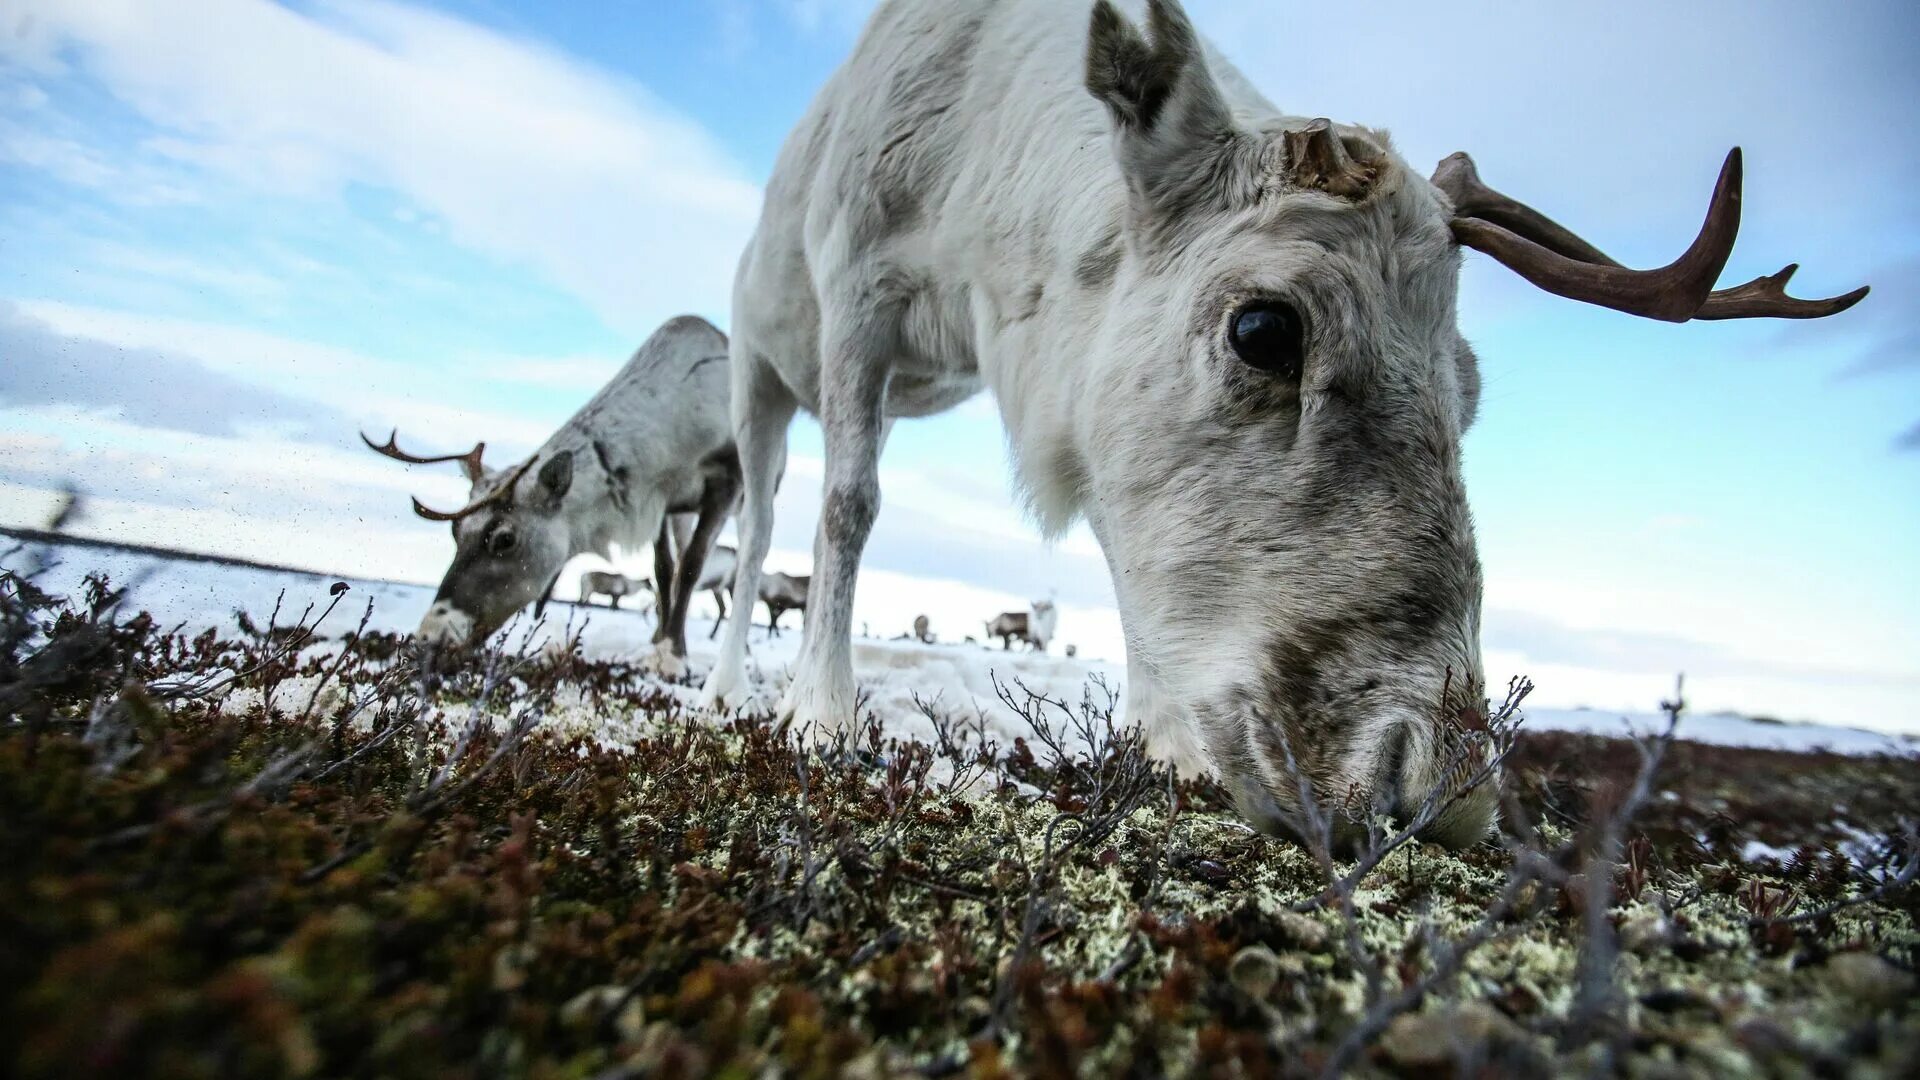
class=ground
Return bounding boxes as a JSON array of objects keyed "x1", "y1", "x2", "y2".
[{"x1": 2, "y1": 540, "x2": 1916, "y2": 1077}]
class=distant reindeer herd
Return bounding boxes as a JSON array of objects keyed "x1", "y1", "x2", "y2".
[{"x1": 363, "y1": 0, "x2": 1865, "y2": 846}]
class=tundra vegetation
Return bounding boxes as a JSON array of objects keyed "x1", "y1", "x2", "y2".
[{"x1": 1, "y1": 553, "x2": 1914, "y2": 1077}]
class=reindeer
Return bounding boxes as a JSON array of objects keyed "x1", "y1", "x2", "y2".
[
  {"x1": 987, "y1": 599, "x2": 1058, "y2": 652},
  {"x1": 701, "y1": 0, "x2": 1866, "y2": 847},
  {"x1": 579, "y1": 570, "x2": 648, "y2": 610},
  {"x1": 695, "y1": 546, "x2": 812, "y2": 640},
  {"x1": 758, "y1": 572, "x2": 809, "y2": 637},
  {"x1": 985, "y1": 612, "x2": 1031, "y2": 651},
  {"x1": 912, "y1": 614, "x2": 932, "y2": 643},
  {"x1": 1028, "y1": 598, "x2": 1058, "y2": 653},
  {"x1": 366, "y1": 315, "x2": 740, "y2": 674},
  {"x1": 699, "y1": 544, "x2": 738, "y2": 638}
]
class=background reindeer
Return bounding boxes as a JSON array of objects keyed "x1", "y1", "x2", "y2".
[
  {"x1": 984, "y1": 612, "x2": 1030, "y2": 651},
  {"x1": 986, "y1": 599, "x2": 1057, "y2": 652},
  {"x1": 366, "y1": 315, "x2": 739, "y2": 673},
  {"x1": 759, "y1": 572, "x2": 808, "y2": 637},
  {"x1": 698, "y1": 544, "x2": 738, "y2": 638},
  {"x1": 701, "y1": 0, "x2": 1864, "y2": 847},
  {"x1": 578, "y1": 570, "x2": 648, "y2": 610}
]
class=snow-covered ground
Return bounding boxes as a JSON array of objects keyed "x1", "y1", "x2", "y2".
[
  {"x1": 10, "y1": 531, "x2": 1915, "y2": 759},
  {"x1": 1520, "y1": 706, "x2": 1915, "y2": 757},
  {"x1": 9, "y1": 532, "x2": 1120, "y2": 751}
]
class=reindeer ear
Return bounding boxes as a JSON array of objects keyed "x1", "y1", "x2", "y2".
[
  {"x1": 536, "y1": 450, "x2": 573, "y2": 505},
  {"x1": 1085, "y1": 0, "x2": 1236, "y2": 217}
]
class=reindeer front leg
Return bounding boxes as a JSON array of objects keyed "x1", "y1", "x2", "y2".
[
  {"x1": 701, "y1": 354, "x2": 797, "y2": 710},
  {"x1": 776, "y1": 308, "x2": 892, "y2": 736},
  {"x1": 653, "y1": 469, "x2": 739, "y2": 678},
  {"x1": 649, "y1": 517, "x2": 675, "y2": 645}
]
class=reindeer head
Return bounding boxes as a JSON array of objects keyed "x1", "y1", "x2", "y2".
[
  {"x1": 1067, "y1": 0, "x2": 1865, "y2": 847},
  {"x1": 362, "y1": 431, "x2": 577, "y2": 645}
]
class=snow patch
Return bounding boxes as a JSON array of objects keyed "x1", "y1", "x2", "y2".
[{"x1": 14, "y1": 535, "x2": 1914, "y2": 759}]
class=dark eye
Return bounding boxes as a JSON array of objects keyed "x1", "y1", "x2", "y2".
[
  {"x1": 1229, "y1": 302, "x2": 1307, "y2": 378},
  {"x1": 488, "y1": 530, "x2": 517, "y2": 556}
]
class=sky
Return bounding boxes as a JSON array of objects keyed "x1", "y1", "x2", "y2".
[{"x1": 2, "y1": 0, "x2": 1917, "y2": 732}]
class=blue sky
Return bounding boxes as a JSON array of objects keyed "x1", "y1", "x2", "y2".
[{"x1": 2, "y1": 0, "x2": 1916, "y2": 730}]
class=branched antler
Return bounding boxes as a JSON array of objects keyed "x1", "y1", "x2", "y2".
[
  {"x1": 1433, "y1": 149, "x2": 1868, "y2": 321},
  {"x1": 360, "y1": 429, "x2": 489, "y2": 482}
]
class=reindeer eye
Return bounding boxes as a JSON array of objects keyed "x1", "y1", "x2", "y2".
[
  {"x1": 488, "y1": 530, "x2": 517, "y2": 556},
  {"x1": 1229, "y1": 302, "x2": 1306, "y2": 378}
]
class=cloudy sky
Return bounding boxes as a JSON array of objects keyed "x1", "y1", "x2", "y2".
[{"x1": 2, "y1": 0, "x2": 1916, "y2": 731}]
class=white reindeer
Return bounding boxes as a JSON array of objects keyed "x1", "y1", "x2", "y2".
[
  {"x1": 702, "y1": 0, "x2": 1865, "y2": 846},
  {"x1": 367, "y1": 315, "x2": 739, "y2": 673},
  {"x1": 1028, "y1": 598, "x2": 1058, "y2": 653}
]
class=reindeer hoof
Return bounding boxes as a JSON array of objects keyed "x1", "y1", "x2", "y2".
[
  {"x1": 640, "y1": 643, "x2": 687, "y2": 681},
  {"x1": 775, "y1": 671, "x2": 858, "y2": 740},
  {"x1": 700, "y1": 663, "x2": 746, "y2": 711}
]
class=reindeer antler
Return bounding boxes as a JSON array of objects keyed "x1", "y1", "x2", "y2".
[
  {"x1": 361, "y1": 428, "x2": 530, "y2": 522},
  {"x1": 405, "y1": 459, "x2": 534, "y2": 522},
  {"x1": 360, "y1": 429, "x2": 490, "y2": 483},
  {"x1": 1432, "y1": 149, "x2": 1868, "y2": 321}
]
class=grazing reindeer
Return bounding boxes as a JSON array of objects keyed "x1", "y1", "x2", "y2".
[
  {"x1": 702, "y1": 0, "x2": 1866, "y2": 846},
  {"x1": 366, "y1": 316, "x2": 740, "y2": 673},
  {"x1": 758, "y1": 572, "x2": 809, "y2": 636},
  {"x1": 699, "y1": 544, "x2": 739, "y2": 638},
  {"x1": 985, "y1": 612, "x2": 1031, "y2": 652},
  {"x1": 987, "y1": 600, "x2": 1057, "y2": 652},
  {"x1": 579, "y1": 570, "x2": 648, "y2": 610}
]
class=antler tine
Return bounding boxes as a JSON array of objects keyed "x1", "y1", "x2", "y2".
[
  {"x1": 1431, "y1": 152, "x2": 1617, "y2": 267},
  {"x1": 1694, "y1": 263, "x2": 1870, "y2": 321},
  {"x1": 359, "y1": 429, "x2": 489, "y2": 482},
  {"x1": 1442, "y1": 149, "x2": 1743, "y2": 323},
  {"x1": 1436, "y1": 149, "x2": 1869, "y2": 321},
  {"x1": 409, "y1": 459, "x2": 532, "y2": 522},
  {"x1": 410, "y1": 496, "x2": 466, "y2": 522}
]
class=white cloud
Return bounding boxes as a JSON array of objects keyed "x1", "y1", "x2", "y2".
[
  {"x1": 473, "y1": 355, "x2": 626, "y2": 394},
  {"x1": 776, "y1": 0, "x2": 876, "y2": 34},
  {"x1": 78, "y1": 241, "x2": 289, "y2": 303},
  {"x1": 5, "y1": 0, "x2": 761, "y2": 338},
  {"x1": 12, "y1": 299, "x2": 563, "y2": 452},
  {"x1": 0, "y1": 125, "x2": 116, "y2": 187}
]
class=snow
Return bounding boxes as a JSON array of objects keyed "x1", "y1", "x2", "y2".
[
  {"x1": 10, "y1": 533, "x2": 1119, "y2": 751},
  {"x1": 1522, "y1": 706, "x2": 1916, "y2": 757},
  {"x1": 10, "y1": 532, "x2": 1914, "y2": 760},
  {"x1": 1741, "y1": 840, "x2": 1797, "y2": 865}
]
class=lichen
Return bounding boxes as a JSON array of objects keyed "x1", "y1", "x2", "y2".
[{"x1": 1, "y1": 569, "x2": 1915, "y2": 1077}]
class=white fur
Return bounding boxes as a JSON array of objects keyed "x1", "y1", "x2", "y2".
[
  {"x1": 704, "y1": 0, "x2": 1492, "y2": 842},
  {"x1": 415, "y1": 316, "x2": 737, "y2": 655}
]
